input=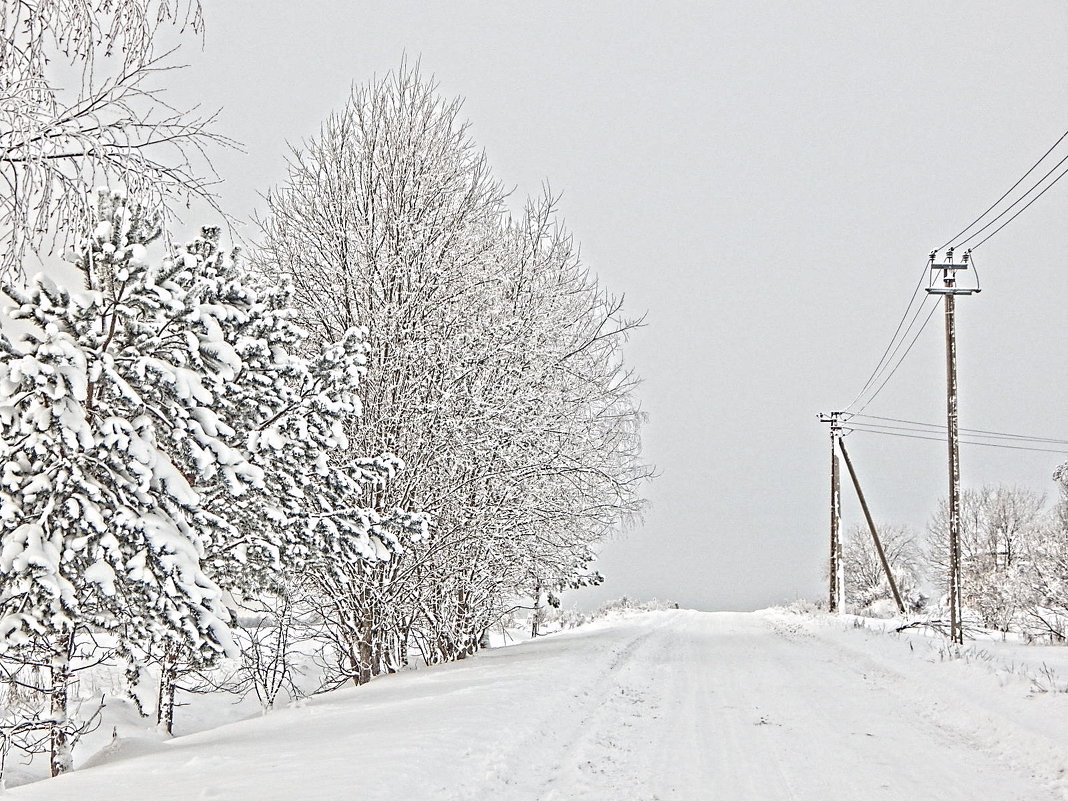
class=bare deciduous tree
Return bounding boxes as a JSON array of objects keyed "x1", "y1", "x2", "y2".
[
  {"x1": 0, "y1": 0, "x2": 233, "y2": 279},
  {"x1": 927, "y1": 485, "x2": 1046, "y2": 631},
  {"x1": 841, "y1": 522, "x2": 924, "y2": 614},
  {"x1": 254, "y1": 63, "x2": 651, "y2": 676}
]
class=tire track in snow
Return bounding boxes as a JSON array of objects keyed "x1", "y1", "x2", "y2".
[
  {"x1": 536, "y1": 610, "x2": 809, "y2": 800},
  {"x1": 12, "y1": 610, "x2": 1065, "y2": 801},
  {"x1": 440, "y1": 614, "x2": 671, "y2": 801}
]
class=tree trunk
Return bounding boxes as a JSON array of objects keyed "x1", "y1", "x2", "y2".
[
  {"x1": 355, "y1": 624, "x2": 373, "y2": 686},
  {"x1": 531, "y1": 580, "x2": 542, "y2": 638},
  {"x1": 156, "y1": 647, "x2": 178, "y2": 735},
  {"x1": 398, "y1": 622, "x2": 412, "y2": 669},
  {"x1": 49, "y1": 631, "x2": 74, "y2": 777}
]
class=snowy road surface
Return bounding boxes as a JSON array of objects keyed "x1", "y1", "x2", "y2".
[{"x1": 12, "y1": 609, "x2": 1068, "y2": 800}]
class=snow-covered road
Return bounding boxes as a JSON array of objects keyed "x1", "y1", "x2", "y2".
[{"x1": 12, "y1": 609, "x2": 1068, "y2": 800}]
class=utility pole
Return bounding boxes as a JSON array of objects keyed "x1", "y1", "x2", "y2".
[
  {"x1": 837, "y1": 438, "x2": 906, "y2": 615},
  {"x1": 926, "y1": 248, "x2": 979, "y2": 645},
  {"x1": 817, "y1": 412, "x2": 843, "y2": 612}
]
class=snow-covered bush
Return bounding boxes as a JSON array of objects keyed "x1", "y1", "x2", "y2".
[
  {"x1": 841, "y1": 523, "x2": 926, "y2": 616},
  {"x1": 534, "y1": 597, "x2": 678, "y2": 633}
]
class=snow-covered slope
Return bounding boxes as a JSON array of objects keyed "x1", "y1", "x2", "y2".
[{"x1": 11, "y1": 609, "x2": 1068, "y2": 800}]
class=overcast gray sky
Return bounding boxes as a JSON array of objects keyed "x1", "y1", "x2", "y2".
[{"x1": 169, "y1": 1, "x2": 1068, "y2": 611}]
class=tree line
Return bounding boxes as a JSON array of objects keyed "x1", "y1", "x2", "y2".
[
  {"x1": 841, "y1": 476, "x2": 1068, "y2": 641},
  {"x1": 0, "y1": 4, "x2": 650, "y2": 778}
]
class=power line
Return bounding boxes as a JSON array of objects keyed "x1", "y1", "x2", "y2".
[
  {"x1": 829, "y1": 130, "x2": 1068, "y2": 494},
  {"x1": 841, "y1": 261, "x2": 930, "y2": 414},
  {"x1": 956, "y1": 149, "x2": 1068, "y2": 250},
  {"x1": 849, "y1": 413, "x2": 1068, "y2": 445},
  {"x1": 940, "y1": 126, "x2": 1068, "y2": 250},
  {"x1": 845, "y1": 298, "x2": 941, "y2": 419},
  {"x1": 845, "y1": 424, "x2": 1068, "y2": 455},
  {"x1": 969, "y1": 161, "x2": 1068, "y2": 250},
  {"x1": 843, "y1": 127, "x2": 1068, "y2": 421},
  {"x1": 848, "y1": 420, "x2": 1068, "y2": 446}
]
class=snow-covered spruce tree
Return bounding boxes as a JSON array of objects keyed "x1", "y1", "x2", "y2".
[
  {"x1": 158, "y1": 224, "x2": 421, "y2": 583},
  {"x1": 146, "y1": 214, "x2": 424, "y2": 726},
  {"x1": 128, "y1": 202, "x2": 423, "y2": 727},
  {"x1": 255, "y1": 65, "x2": 650, "y2": 672},
  {"x1": 142, "y1": 227, "x2": 423, "y2": 728}
]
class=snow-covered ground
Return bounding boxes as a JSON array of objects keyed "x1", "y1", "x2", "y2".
[{"x1": 10, "y1": 608, "x2": 1068, "y2": 800}]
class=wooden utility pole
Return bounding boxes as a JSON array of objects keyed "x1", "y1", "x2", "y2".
[
  {"x1": 927, "y1": 248, "x2": 978, "y2": 645},
  {"x1": 818, "y1": 412, "x2": 843, "y2": 611},
  {"x1": 837, "y1": 438, "x2": 906, "y2": 615}
]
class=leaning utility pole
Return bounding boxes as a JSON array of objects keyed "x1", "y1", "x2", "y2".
[
  {"x1": 837, "y1": 438, "x2": 906, "y2": 615},
  {"x1": 818, "y1": 412, "x2": 843, "y2": 612},
  {"x1": 926, "y1": 248, "x2": 979, "y2": 645}
]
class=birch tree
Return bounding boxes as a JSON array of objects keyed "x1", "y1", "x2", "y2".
[
  {"x1": 254, "y1": 63, "x2": 503, "y2": 679},
  {"x1": 0, "y1": 0, "x2": 229, "y2": 279},
  {"x1": 418, "y1": 193, "x2": 648, "y2": 646}
]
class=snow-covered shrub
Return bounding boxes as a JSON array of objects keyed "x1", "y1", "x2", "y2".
[
  {"x1": 841, "y1": 523, "x2": 926, "y2": 617},
  {"x1": 191, "y1": 579, "x2": 320, "y2": 710}
]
